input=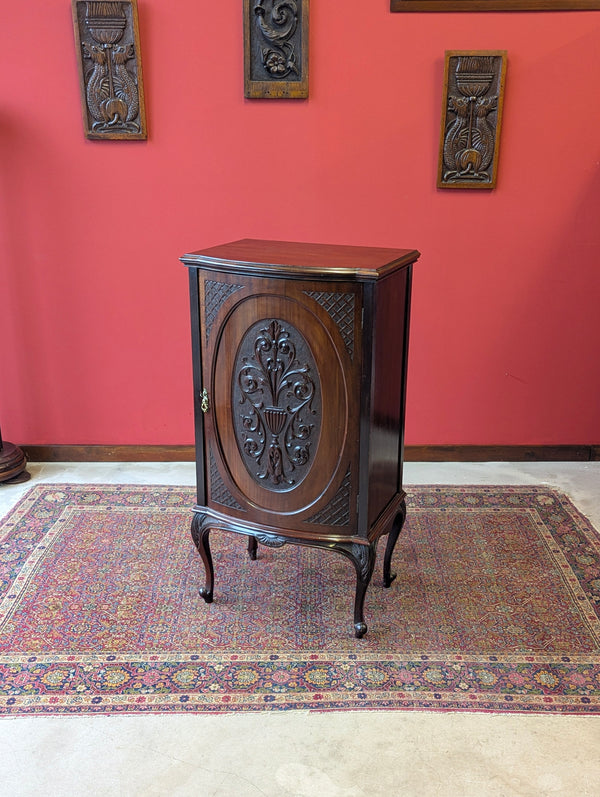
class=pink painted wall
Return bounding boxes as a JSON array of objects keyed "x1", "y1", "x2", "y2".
[{"x1": 2, "y1": 2, "x2": 599, "y2": 447}]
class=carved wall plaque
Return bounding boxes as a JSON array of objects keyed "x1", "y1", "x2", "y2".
[
  {"x1": 392, "y1": 0, "x2": 600, "y2": 10},
  {"x1": 72, "y1": 0, "x2": 147, "y2": 140},
  {"x1": 232, "y1": 318, "x2": 321, "y2": 490},
  {"x1": 438, "y1": 51, "x2": 506, "y2": 189},
  {"x1": 244, "y1": 0, "x2": 309, "y2": 99}
]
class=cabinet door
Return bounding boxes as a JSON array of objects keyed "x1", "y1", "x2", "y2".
[{"x1": 200, "y1": 273, "x2": 360, "y2": 540}]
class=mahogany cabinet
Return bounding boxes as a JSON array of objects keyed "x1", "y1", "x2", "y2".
[{"x1": 181, "y1": 239, "x2": 420, "y2": 637}]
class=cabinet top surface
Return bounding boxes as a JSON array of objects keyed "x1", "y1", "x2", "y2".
[{"x1": 180, "y1": 239, "x2": 420, "y2": 281}]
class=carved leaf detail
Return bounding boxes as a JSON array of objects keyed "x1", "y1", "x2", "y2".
[{"x1": 233, "y1": 318, "x2": 321, "y2": 491}]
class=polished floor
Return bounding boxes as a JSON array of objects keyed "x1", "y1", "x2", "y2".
[{"x1": 1, "y1": 461, "x2": 599, "y2": 797}]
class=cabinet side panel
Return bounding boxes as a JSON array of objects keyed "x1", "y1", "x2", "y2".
[
  {"x1": 368, "y1": 269, "x2": 409, "y2": 527},
  {"x1": 188, "y1": 269, "x2": 206, "y2": 505}
]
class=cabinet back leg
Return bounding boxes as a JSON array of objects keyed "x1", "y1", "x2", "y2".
[
  {"x1": 248, "y1": 535, "x2": 258, "y2": 560},
  {"x1": 383, "y1": 499, "x2": 407, "y2": 588}
]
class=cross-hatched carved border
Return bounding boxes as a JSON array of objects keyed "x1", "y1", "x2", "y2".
[
  {"x1": 307, "y1": 469, "x2": 351, "y2": 526},
  {"x1": 209, "y1": 448, "x2": 245, "y2": 511},
  {"x1": 304, "y1": 291, "x2": 355, "y2": 359},
  {"x1": 204, "y1": 281, "x2": 244, "y2": 342}
]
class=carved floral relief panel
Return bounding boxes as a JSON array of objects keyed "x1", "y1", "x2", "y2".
[
  {"x1": 438, "y1": 51, "x2": 507, "y2": 189},
  {"x1": 72, "y1": 0, "x2": 147, "y2": 140},
  {"x1": 232, "y1": 318, "x2": 321, "y2": 491},
  {"x1": 244, "y1": 0, "x2": 309, "y2": 98}
]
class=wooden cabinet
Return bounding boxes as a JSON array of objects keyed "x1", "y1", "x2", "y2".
[{"x1": 181, "y1": 239, "x2": 420, "y2": 637}]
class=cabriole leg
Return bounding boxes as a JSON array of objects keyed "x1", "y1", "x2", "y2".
[
  {"x1": 383, "y1": 499, "x2": 406, "y2": 588},
  {"x1": 352, "y1": 542, "x2": 377, "y2": 638},
  {"x1": 191, "y1": 513, "x2": 214, "y2": 603},
  {"x1": 334, "y1": 541, "x2": 377, "y2": 638}
]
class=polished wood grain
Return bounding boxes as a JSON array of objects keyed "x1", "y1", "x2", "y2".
[
  {"x1": 181, "y1": 239, "x2": 419, "y2": 281},
  {"x1": 367, "y1": 268, "x2": 411, "y2": 527}
]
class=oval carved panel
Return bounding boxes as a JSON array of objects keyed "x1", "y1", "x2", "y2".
[{"x1": 233, "y1": 318, "x2": 322, "y2": 491}]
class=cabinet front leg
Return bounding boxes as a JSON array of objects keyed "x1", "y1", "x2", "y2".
[
  {"x1": 383, "y1": 499, "x2": 406, "y2": 588},
  {"x1": 191, "y1": 513, "x2": 214, "y2": 603},
  {"x1": 335, "y1": 541, "x2": 377, "y2": 638},
  {"x1": 352, "y1": 542, "x2": 377, "y2": 638}
]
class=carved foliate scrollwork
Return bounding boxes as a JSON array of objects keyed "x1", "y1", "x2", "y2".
[
  {"x1": 255, "y1": 1, "x2": 299, "y2": 79},
  {"x1": 233, "y1": 318, "x2": 321, "y2": 491},
  {"x1": 244, "y1": 0, "x2": 308, "y2": 98},
  {"x1": 254, "y1": 532, "x2": 287, "y2": 548},
  {"x1": 332, "y1": 540, "x2": 376, "y2": 584},
  {"x1": 351, "y1": 543, "x2": 373, "y2": 581},
  {"x1": 72, "y1": 1, "x2": 147, "y2": 139},
  {"x1": 438, "y1": 51, "x2": 507, "y2": 189}
]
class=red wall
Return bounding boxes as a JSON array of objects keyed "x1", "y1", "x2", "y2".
[{"x1": 2, "y1": 2, "x2": 599, "y2": 447}]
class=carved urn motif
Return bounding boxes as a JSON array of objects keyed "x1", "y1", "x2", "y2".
[
  {"x1": 438, "y1": 51, "x2": 507, "y2": 189},
  {"x1": 233, "y1": 319, "x2": 321, "y2": 490},
  {"x1": 72, "y1": 0, "x2": 146, "y2": 139}
]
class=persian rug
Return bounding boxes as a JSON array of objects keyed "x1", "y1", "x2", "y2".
[{"x1": 1, "y1": 483, "x2": 599, "y2": 716}]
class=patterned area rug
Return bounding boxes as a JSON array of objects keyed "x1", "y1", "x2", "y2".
[{"x1": 1, "y1": 484, "x2": 599, "y2": 716}]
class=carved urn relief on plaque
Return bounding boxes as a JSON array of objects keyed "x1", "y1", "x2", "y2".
[
  {"x1": 72, "y1": 0, "x2": 147, "y2": 139},
  {"x1": 233, "y1": 318, "x2": 321, "y2": 490},
  {"x1": 438, "y1": 51, "x2": 507, "y2": 189}
]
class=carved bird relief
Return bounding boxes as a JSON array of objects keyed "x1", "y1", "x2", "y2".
[
  {"x1": 81, "y1": 2, "x2": 141, "y2": 134},
  {"x1": 443, "y1": 95, "x2": 498, "y2": 182},
  {"x1": 83, "y1": 42, "x2": 140, "y2": 131},
  {"x1": 83, "y1": 43, "x2": 108, "y2": 123},
  {"x1": 112, "y1": 44, "x2": 139, "y2": 123},
  {"x1": 441, "y1": 54, "x2": 503, "y2": 185}
]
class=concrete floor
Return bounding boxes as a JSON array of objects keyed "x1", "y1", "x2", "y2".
[{"x1": 0, "y1": 461, "x2": 599, "y2": 797}]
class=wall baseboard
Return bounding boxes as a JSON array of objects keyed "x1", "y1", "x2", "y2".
[
  {"x1": 404, "y1": 445, "x2": 598, "y2": 462},
  {"x1": 21, "y1": 444, "x2": 599, "y2": 463}
]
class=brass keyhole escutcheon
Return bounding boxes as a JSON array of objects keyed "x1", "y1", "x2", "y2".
[{"x1": 201, "y1": 388, "x2": 210, "y2": 413}]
